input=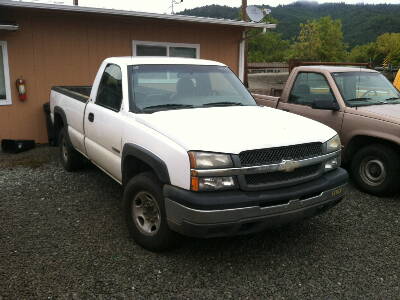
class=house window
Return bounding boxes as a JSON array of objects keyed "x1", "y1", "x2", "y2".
[
  {"x1": 133, "y1": 41, "x2": 199, "y2": 59},
  {"x1": 0, "y1": 41, "x2": 12, "y2": 105}
]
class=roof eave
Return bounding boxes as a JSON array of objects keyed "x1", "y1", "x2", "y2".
[
  {"x1": 0, "y1": 1, "x2": 276, "y2": 29},
  {"x1": 0, "y1": 24, "x2": 19, "y2": 31}
]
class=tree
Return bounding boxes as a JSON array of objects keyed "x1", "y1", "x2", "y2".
[
  {"x1": 290, "y1": 16, "x2": 347, "y2": 61},
  {"x1": 248, "y1": 32, "x2": 290, "y2": 62},
  {"x1": 348, "y1": 43, "x2": 376, "y2": 64},
  {"x1": 375, "y1": 33, "x2": 400, "y2": 66},
  {"x1": 348, "y1": 33, "x2": 400, "y2": 67}
]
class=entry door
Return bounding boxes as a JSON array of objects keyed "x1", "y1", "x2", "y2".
[
  {"x1": 278, "y1": 72, "x2": 344, "y2": 133},
  {"x1": 84, "y1": 64, "x2": 124, "y2": 182}
]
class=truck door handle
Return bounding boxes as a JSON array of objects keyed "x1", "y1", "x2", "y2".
[{"x1": 88, "y1": 113, "x2": 94, "y2": 122}]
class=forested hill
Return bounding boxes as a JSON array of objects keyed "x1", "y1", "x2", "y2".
[{"x1": 179, "y1": 2, "x2": 400, "y2": 47}]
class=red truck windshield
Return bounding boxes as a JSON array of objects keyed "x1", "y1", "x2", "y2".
[
  {"x1": 129, "y1": 64, "x2": 256, "y2": 113},
  {"x1": 332, "y1": 71, "x2": 400, "y2": 107}
]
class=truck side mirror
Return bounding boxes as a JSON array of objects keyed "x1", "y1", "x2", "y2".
[{"x1": 312, "y1": 99, "x2": 340, "y2": 111}]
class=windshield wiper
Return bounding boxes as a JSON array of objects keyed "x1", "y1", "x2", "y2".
[
  {"x1": 346, "y1": 97, "x2": 372, "y2": 102},
  {"x1": 202, "y1": 102, "x2": 244, "y2": 107},
  {"x1": 142, "y1": 104, "x2": 194, "y2": 111},
  {"x1": 384, "y1": 97, "x2": 400, "y2": 101}
]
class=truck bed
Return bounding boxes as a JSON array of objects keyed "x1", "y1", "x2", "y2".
[
  {"x1": 252, "y1": 93, "x2": 280, "y2": 109},
  {"x1": 52, "y1": 86, "x2": 91, "y2": 103}
]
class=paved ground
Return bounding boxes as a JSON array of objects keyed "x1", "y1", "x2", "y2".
[{"x1": 1, "y1": 146, "x2": 399, "y2": 299}]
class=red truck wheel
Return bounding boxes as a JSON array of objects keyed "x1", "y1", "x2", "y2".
[{"x1": 351, "y1": 144, "x2": 400, "y2": 196}]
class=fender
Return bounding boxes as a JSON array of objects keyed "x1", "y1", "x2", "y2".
[
  {"x1": 53, "y1": 106, "x2": 68, "y2": 128},
  {"x1": 122, "y1": 143, "x2": 171, "y2": 184},
  {"x1": 53, "y1": 106, "x2": 68, "y2": 144}
]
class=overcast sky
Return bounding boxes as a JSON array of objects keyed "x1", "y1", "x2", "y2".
[{"x1": 29, "y1": 0, "x2": 400, "y2": 14}]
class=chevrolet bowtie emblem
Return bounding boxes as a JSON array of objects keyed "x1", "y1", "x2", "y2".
[{"x1": 279, "y1": 160, "x2": 299, "y2": 172}]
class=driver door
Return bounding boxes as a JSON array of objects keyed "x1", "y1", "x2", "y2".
[
  {"x1": 84, "y1": 64, "x2": 124, "y2": 181},
  {"x1": 277, "y1": 72, "x2": 344, "y2": 133}
]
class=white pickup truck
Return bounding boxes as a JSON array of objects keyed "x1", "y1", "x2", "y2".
[{"x1": 49, "y1": 57, "x2": 348, "y2": 251}]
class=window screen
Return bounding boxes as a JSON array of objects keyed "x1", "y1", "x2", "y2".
[
  {"x1": 135, "y1": 42, "x2": 198, "y2": 58},
  {"x1": 96, "y1": 64, "x2": 123, "y2": 111},
  {"x1": 170, "y1": 47, "x2": 196, "y2": 58},
  {"x1": 0, "y1": 41, "x2": 11, "y2": 105},
  {"x1": 0, "y1": 46, "x2": 6, "y2": 100},
  {"x1": 137, "y1": 45, "x2": 167, "y2": 56}
]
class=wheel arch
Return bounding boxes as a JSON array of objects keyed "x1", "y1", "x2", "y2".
[
  {"x1": 121, "y1": 143, "x2": 170, "y2": 186},
  {"x1": 344, "y1": 135, "x2": 400, "y2": 162},
  {"x1": 53, "y1": 106, "x2": 68, "y2": 145}
]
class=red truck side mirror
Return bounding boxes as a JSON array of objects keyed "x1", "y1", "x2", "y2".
[{"x1": 312, "y1": 99, "x2": 340, "y2": 111}]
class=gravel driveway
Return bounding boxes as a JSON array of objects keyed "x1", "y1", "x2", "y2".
[{"x1": 1, "y1": 146, "x2": 399, "y2": 299}]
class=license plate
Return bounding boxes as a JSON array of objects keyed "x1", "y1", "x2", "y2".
[{"x1": 331, "y1": 187, "x2": 343, "y2": 197}]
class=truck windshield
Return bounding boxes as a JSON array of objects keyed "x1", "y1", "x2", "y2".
[
  {"x1": 129, "y1": 64, "x2": 256, "y2": 113},
  {"x1": 332, "y1": 71, "x2": 400, "y2": 107}
]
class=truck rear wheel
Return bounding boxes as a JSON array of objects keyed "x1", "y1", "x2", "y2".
[
  {"x1": 123, "y1": 172, "x2": 178, "y2": 251},
  {"x1": 58, "y1": 128, "x2": 84, "y2": 171},
  {"x1": 351, "y1": 144, "x2": 400, "y2": 196}
]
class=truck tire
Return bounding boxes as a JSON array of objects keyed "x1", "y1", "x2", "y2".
[
  {"x1": 351, "y1": 144, "x2": 400, "y2": 196},
  {"x1": 58, "y1": 128, "x2": 84, "y2": 171},
  {"x1": 123, "y1": 172, "x2": 178, "y2": 251}
]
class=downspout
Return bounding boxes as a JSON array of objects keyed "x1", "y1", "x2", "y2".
[{"x1": 239, "y1": 31, "x2": 246, "y2": 82}]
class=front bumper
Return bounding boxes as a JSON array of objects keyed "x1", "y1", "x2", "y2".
[{"x1": 164, "y1": 168, "x2": 348, "y2": 238}]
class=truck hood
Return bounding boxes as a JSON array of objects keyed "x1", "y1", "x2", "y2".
[
  {"x1": 135, "y1": 106, "x2": 337, "y2": 154},
  {"x1": 346, "y1": 104, "x2": 400, "y2": 125}
]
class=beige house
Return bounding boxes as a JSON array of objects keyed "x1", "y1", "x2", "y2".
[{"x1": 0, "y1": 1, "x2": 274, "y2": 143}]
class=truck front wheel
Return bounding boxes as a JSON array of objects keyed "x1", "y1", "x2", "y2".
[
  {"x1": 351, "y1": 144, "x2": 400, "y2": 196},
  {"x1": 123, "y1": 172, "x2": 178, "y2": 251}
]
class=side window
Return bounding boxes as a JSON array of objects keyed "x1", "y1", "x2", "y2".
[
  {"x1": 96, "y1": 64, "x2": 123, "y2": 111},
  {"x1": 289, "y1": 72, "x2": 335, "y2": 106}
]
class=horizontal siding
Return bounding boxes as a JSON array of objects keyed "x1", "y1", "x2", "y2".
[{"x1": 0, "y1": 8, "x2": 242, "y2": 143}]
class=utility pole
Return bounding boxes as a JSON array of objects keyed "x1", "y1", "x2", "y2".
[
  {"x1": 241, "y1": 0, "x2": 249, "y2": 87},
  {"x1": 241, "y1": 0, "x2": 248, "y2": 21}
]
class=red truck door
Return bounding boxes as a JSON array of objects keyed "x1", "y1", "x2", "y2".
[{"x1": 277, "y1": 72, "x2": 344, "y2": 133}]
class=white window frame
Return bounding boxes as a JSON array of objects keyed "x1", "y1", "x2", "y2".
[
  {"x1": 0, "y1": 41, "x2": 12, "y2": 105},
  {"x1": 132, "y1": 40, "x2": 200, "y2": 58}
]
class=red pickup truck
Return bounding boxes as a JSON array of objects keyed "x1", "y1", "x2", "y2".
[{"x1": 253, "y1": 65, "x2": 400, "y2": 196}]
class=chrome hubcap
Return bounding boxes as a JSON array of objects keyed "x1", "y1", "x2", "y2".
[
  {"x1": 359, "y1": 158, "x2": 386, "y2": 186},
  {"x1": 132, "y1": 191, "x2": 161, "y2": 236}
]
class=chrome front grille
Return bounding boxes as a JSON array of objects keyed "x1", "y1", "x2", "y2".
[
  {"x1": 239, "y1": 143, "x2": 323, "y2": 167},
  {"x1": 238, "y1": 143, "x2": 324, "y2": 190},
  {"x1": 244, "y1": 164, "x2": 322, "y2": 187}
]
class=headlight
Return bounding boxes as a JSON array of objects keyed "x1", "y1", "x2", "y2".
[
  {"x1": 324, "y1": 156, "x2": 341, "y2": 171},
  {"x1": 188, "y1": 151, "x2": 233, "y2": 169},
  {"x1": 188, "y1": 151, "x2": 235, "y2": 191},
  {"x1": 325, "y1": 134, "x2": 341, "y2": 153},
  {"x1": 191, "y1": 176, "x2": 236, "y2": 191}
]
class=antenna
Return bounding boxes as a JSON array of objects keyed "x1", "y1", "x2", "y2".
[
  {"x1": 246, "y1": 6, "x2": 271, "y2": 22},
  {"x1": 170, "y1": 0, "x2": 183, "y2": 14}
]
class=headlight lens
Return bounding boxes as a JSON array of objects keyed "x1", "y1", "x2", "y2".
[
  {"x1": 196, "y1": 176, "x2": 235, "y2": 191},
  {"x1": 189, "y1": 151, "x2": 235, "y2": 191},
  {"x1": 325, "y1": 135, "x2": 341, "y2": 153},
  {"x1": 324, "y1": 156, "x2": 341, "y2": 171},
  {"x1": 188, "y1": 151, "x2": 233, "y2": 169}
]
